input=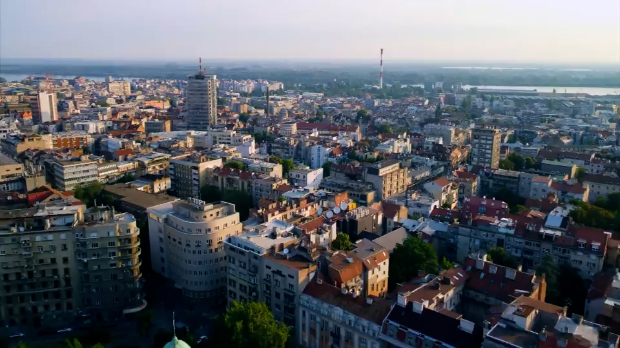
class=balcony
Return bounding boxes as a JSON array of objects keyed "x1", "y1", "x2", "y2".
[{"x1": 118, "y1": 238, "x2": 140, "y2": 249}]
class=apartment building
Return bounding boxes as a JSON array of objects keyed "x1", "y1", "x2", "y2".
[
  {"x1": 29, "y1": 92, "x2": 59, "y2": 124},
  {"x1": 454, "y1": 206, "x2": 610, "y2": 279},
  {"x1": 582, "y1": 174, "x2": 620, "y2": 203},
  {"x1": 337, "y1": 207, "x2": 382, "y2": 239},
  {"x1": 50, "y1": 132, "x2": 93, "y2": 151},
  {"x1": 47, "y1": 157, "x2": 99, "y2": 191},
  {"x1": 147, "y1": 199, "x2": 243, "y2": 301},
  {"x1": 364, "y1": 160, "x2": 408, "y2": 200},
  {"x1": 529, "y1": 176, "x2": 589, "y2": 202},
  {"x1": 540, "y1": 160, "x2": 577, "y2": 179},
  {"x1": 252, "y1": 177, "x2": 291, "y2": 204},
  {"x1": 1, "y1": 134, "x2": 53, "y2": 156},
  {"x1": 478, "y1": 169, "x2": 520, "y2": 196},
  {"x1": 289, "y1": 167, "x2": 323, "y2": 189},
  {"x1": 225, "y1": 220, "x2": 316, "y2": 327},
  {"x1": 380, "y1": 268, "x2": 484, "y2": 348},
  {"x1": 75, "y1": 206, "x2": 145, "y2": 320},
  {"x1": 471, "y1": 127, "x2": 501, "y2": 169},
  {"x1": 144, "y1": 120, "x2": 171, "y2": 133},
  {"x1": 0, "y1": 153, "x2": 25, "y2": 192},
  {"x1": 460, "y1": 196, "x2": 509, "y2": 219},
  {"x1": 238, "y1": 158, "x2": 283, "y2": 178},
  {"x1": 423, "y1": 177, "x2": 459, "y2": 209},
  {"x1": 484, "y1": 296, "x2": 619, "y2": 348},
  {"x1": 168, "y1": 154, "x2": 222, "y2": 200},
  {"x1": 108, "y1": 81, "x2": 131, "y2": 96},
  {"x1": 423, "y1": 123, "x2": 455, "y2": 145},
  {"x1": 0, "y1": 204, "x2": 145, "y2": 328},
  {"x1": 320, "y1": 176, "x2": 376, "y2": 206}
]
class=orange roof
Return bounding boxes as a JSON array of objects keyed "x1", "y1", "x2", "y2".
[{"x1": 433, "y1": 177, "x2": 450, "y2": 187}]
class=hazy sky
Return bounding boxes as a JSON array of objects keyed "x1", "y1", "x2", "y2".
[{"x1": 1, "y1": 0, "x2": 618, "y2": 63}]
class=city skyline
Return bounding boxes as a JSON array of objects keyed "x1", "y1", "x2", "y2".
[{"x1": 1, "y1": 0, "x2": 618, "y2": 64}]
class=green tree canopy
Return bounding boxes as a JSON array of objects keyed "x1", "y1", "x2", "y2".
[
  {"x1": 388, "y1": 236, "x2": 439, "y2": 290},
  {"x1": 322, "y1": 161, "x2": 333, "y2": 177},
  {"x1": 238, "y1": 112, "x2": 250, "y2": 123},
  {"x1": 95, "y1": 101, "x2": 109, "y2": 107},
  {"x1": 0, "y1": 76, "x2": 7, "y2": 83},
  {"x1": 331, "y1": 232, "x2": 353, "y2": 251},
  {"x1": 524, "y1": 157, "x2": 538, "y2": 170},
  {"x1": 74, "y1": 181, "x2": 113, "y2": 208},
  {"x1": 536, "y1": 255, "x2": 560, "y2": 304},
  {"x1": 268, "y1": 155, "x2": 283, "y2": 164},
  {"x1": 210, "y1": 301, "x2": 289, "y2": 348},
  {"x1": 507, "y1": 153, "x2": 525, "y2": 171},
  {"x1": 575, "y1": 167, "x2": 588, "y2": 182},
  {"x1": 282, "y1": 159, "x2": 295, "y2": 178},
  {"x1": 487, "y1": 247, "x2": 520, "y2": 269},
  {"x1": 377, "y1": 124, "x2": 393, "y2": 134},
  {"x1": 499, "y1": 158, "x2": 515, "y2": 170},
  {"x1": 224, "y1": 161, "x2": 245, "y2": 171}
]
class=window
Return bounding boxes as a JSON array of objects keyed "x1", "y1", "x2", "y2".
[
  {"x1": 578, "y1": 241, "x2": 586, "y2": 249},
  {"x1": 592, "y1": 244, "x2": 600, "y2": 252}
]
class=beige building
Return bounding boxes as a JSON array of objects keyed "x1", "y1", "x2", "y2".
[
  {"x1": 471, "y1": 127, "x2": 501, "y2": 169},
  {"x1": 147, "y1": 199, "x2": 243, "y2": 301},
  {"x1": 225, "y1": 220, "x2": 316, "y2": 328},
  {"x1": 145, "y1": 120, "x2": 171, "y2": 134},
  {"x1": 0, "y1": 153, "x2": 25, "y2": 192},
  {"x1": 364, "y1": 160, "x2": 408, "y2": 200},
  {"x1": 582, "y1": 174, "x2": 620, "y2": 203},
  {"x1": 423, "y1": 177, "x2": 459, "y2": 209},
  {"x1": 0, "y1": 204, "x2": 144, "y2": 328},
  {"x1": 1, "y1": 134, "x2": 53, "y2": 156},
  {"x1": 108, "y1": 81, "x2": 131, "y2": 96},
  {"x1": 168, "y1": 154, "x2": 222, "y2": 200}
]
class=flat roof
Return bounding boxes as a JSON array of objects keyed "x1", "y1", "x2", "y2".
[{"x1": 0, "y1": 153, "x2": 19, "y2": 165}]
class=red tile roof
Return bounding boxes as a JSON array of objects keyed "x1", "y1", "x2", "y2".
[{"x1": 433, "y1": 177, "x2": 450, "y2": 187}]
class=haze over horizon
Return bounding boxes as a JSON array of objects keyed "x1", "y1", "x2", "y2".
[{"x1": 1, "y1": 0, "x2": 619, "y2": 65}]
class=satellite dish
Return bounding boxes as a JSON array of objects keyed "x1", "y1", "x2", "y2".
[
  {"x1": 317, "y1": 207, "x2": 323, "y2": 215},
  {"x1": 326, "y1": 211, "x2": 334, "y2": 219},
  {"x1": 334, "y1": 207, "x2": 341, "y2": 214},
  {"x1": 282, "y1": 248, "x2": 289, "y2": 254},
  {"x1": 340, "y1": 202, "x2": 347, "y2": 210}
]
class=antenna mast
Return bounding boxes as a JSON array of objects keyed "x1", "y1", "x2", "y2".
[
  {"x1": 199, "y1": 57, "x2": 202, "y2": 72},
  {"x1": 379, "y1": 48, "x2": 384, "y2": 89}
]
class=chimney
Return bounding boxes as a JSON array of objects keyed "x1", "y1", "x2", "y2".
[
  {"x1": 459, "y1": 319, "x2": 475, "y2": 334},
  {"x1": 397, "y1": 294, "x2": 408, "y2": 307},
  {"x1": 412, "y1": 301, "x2": 425, "y2": 314}
]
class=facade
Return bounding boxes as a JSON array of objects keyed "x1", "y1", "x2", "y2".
[
  {"x1": 147, "y1": 199, "x2": 243, "y2": 301},
  {"x1": 30, "y1": 92, "x2": 59, "y2": 124},
  {"x1": 364, "y1": 160, "x2": 408, "y2": 200},
  {"x1": 582, "y1": 174, "x2": 620, "y2": 203},
  {"x1": 289, "y1": 167, "x2": 324, "y2": 189},
  {"x1": 423, "y1": 177, "x2": 459, "y2": 209},
  {"x1": 107, "y1": 81, "x2": 131, "y2": 96},
  {"x1": 48, "y1": 157, "x2": 99, "y2": 191},
  {"x1": 0, "y1": 153, "x2": 25, "y2": 192},
  {"x1": 51, "y1": 132, "x2": 93, "y2": 151},
  {"x1": 145, "y1": 120, "x2": 171, "y2": 133},
  {"x1": 0, "y1": 204, "x2": 144, "y2": 328},
  {"x1": 423, "y1": 123, "x2": 455, "y2": 145},
  {"x1": 1, "y1": 134, "x2": 53, "y2": 156},
  {"x1": 169, "y1": 154, "x2": 222, "y2": 200},
  {"x1": 471, "y1": 127, "x2": 501, "y2": 169},
  {"x1": 225, "y1": 220, "x2": 315, "y2": 328},
  {"x1": 186, "y1": 72, "x2": 218, "y2": 130}
]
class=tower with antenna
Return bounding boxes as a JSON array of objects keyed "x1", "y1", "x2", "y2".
[
  {"x1": 379, "y1": 48, "x2": 384, "y2": 89},
  {"x1": 266, "y1": 86, "x2": 270, "y2": 117}
]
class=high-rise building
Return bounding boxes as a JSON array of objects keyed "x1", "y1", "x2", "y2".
[
  {"x1": 147, "y1": 199, "x2": 243, "y2": 301},
  {"x1": 29, "y1": 92, "x2": 58, "y2": 124},
  {"x1": 168, "y1": 154, "x2": 222, "y2": 200},
  {"x1": 186, "y1": 70, "x2": 217, "y2": 131},
  {"x1": 471, "y1": 127, "x2": 501, "y2": 169},
  {"x1": 0, "y1": 204, "x2": 144, "y2": 328}
]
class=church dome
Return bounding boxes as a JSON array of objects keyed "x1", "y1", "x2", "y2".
[{"x1": 163, "y1": 336, "x2": 191, "y2": 348}]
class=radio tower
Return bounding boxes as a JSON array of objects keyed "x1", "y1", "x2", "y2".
[{"x1": 379, "y1": 48, "x2": 384, "y2": 89}]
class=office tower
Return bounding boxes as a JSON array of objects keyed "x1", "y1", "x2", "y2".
[
  {"x1": 186, "y1": 69, "x2": 217, "y2": 131},
  {"x1": 147, "y1": 198, "x2": 243, "y2": 302},
  {"x1": 30, "y1": 92, "x2": 58, "y2": 124},
  {"x1": 471, "y1": 127, "x2": 501, "y2": 169}
]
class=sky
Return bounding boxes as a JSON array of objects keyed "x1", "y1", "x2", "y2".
[{"x1": 1, "y1": 0, "x2": 619, "y2": 64}]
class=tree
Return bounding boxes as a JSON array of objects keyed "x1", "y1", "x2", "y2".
[
  {"x1": 210, "y1": 301, "x2": 289, "y2": 348},
  {"x1": 238, "y1": 113, "x2": 250, "y2": 123},
  {"x1": 74, "y1": 181, "x2": 111, "y2": 207},
  {"x1": 81, "y1": 146, "x2": 91, "y2": 155},
  {"x1": 331, "y1": 233, "x2": 353, "y2": 251},
  {"x1": 389, "y1": 236, "x2": 439, "y2": 290},
  {"x1": 0, "y1": 76, "x2": 6, "y2": 83},
  {"x1": 268, "y1": 155, "x2": 283, "y2": 164},
  {"x1": 95, "y1": 101, "x2": 109, "y2": 107},
  {"x1": 556, "y1": 264, "x2": 588, "y2": 315},
  {"x1": 277, "y1": 196, "x2": 286, "y2": 203},
  {"x1": 536, "y1": 255, "x2": 560, "y2": 304},
  {"x1": 201, "y1": 185, "x2": 222, "y2": 203},
  {"x1": 221, "y1": 189, "x2": 253, "y2": 221},
  {"x1": 499, "y1": 159, "x2": 515, "y2": 170},
  {"x1": 137, "y1": 309, "x2": 155, "y2": 337},
  {"x1": 575, "y1": 167, "x2": 588, "y2": 182},
  {"x1": 487, "y1": 248, "x2": 520, "y2": 269},
  {"x1": 377, "y1": 124, "x2": 393, "y2": 134},
  {"x1": 356, "y1": 109, "x2": 370, "y2": 122},
  {"x1": 507, "y1": 153, "x2": 525, "y2": 171},
  {"x1": 524, "y1": 157, "x2": 538, "y2": 170},
  {"x1": 322, "y1": 162, "x2": 333, "y2": 177},
  {"x1": 224, "y1": 161, "x2": 245, "y2": 171},
  {"x1": 282, "y1": 159, "x2": 295, "y2": 178},
  {"x1": 217, "y1": 97, "x2": 227, "y2": 106},
  {"x1": 441, "y1": 257, "x2": 454, "y2": 270}
]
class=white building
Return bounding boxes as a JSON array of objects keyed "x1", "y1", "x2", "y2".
[
  {"x1": 289, "y1": 167, "x2": 324, "y2": 189},
  {"x1": 309, "y1": 145, "x2": 329, "y2": 169},
  {"x1": 49, "y1": 157, "x2": 99, "y2": 191}
]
